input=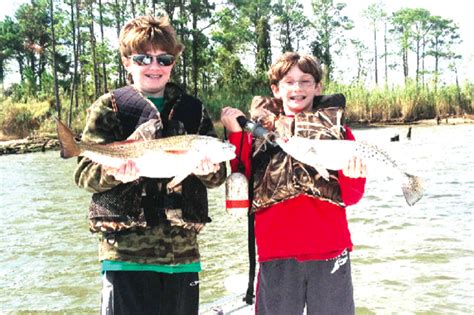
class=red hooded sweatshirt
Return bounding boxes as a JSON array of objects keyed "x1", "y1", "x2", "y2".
[{"x1": 229, "y1": 127, "x2": 365, "y2": 262}]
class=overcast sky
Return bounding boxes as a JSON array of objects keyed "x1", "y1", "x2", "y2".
[
  {"x1": 2, "y1": 0, "x2": 473, "y2": 86},
  {"x1": 348, "y1": 0, "x2": 472, "y2": 84}
]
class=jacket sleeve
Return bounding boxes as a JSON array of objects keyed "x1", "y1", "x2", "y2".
[
  {"x1": 338, "y1": 126, "x2": 366, "y2": 206},
  {"x1": 194, "y1": 106, "x2": 228, "y2": 188},
  {"x1": 228, "y1": 131, "x2": 253, "y2": 179},
  {"x1": 73, "y1": 94, "x2": 124, "y2": 193}
]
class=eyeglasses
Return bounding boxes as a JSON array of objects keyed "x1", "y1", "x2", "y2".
[
  {"x1": 279, "y1": 79, "x2": 315, "y2": 89},
  {"x1": 129, "y1": 54, "x2": 175, "y2": 66}
]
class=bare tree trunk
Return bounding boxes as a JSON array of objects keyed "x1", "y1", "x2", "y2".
[
  {"x1": 256, "y1": 17, "x2": 272, "y2": 75},
  {"x1": 38, "y1": 53, "x2": 46, "y2": 92},
  {"x1": 130, "y1": 0, "x2": 136, "y2": 18},
  {"x1": 17, "y1": 58, "x2": 25, "y2": 82},
  {"x1": 384, "y1": 22, "x2": 388, "y2": 87},
  {"x1": 415, "y1": 40, "x2": 420, "y2": 85},
  {"x1": 115, "y1": 0, "x2": 126, "y2": 86},
  {"x1": 164, "y1": 1, "x2": 176, "y2": 20},
  {"x1": 191, "y1": 3, "x2": 198, "y2": 97},
  {"x1": 421, "y1": 38, "x2": 426, "y2": 88},
  {"x1": 403, "y1": 47, "x2": 408, "y2": 83},
  {"x1": 0, "y1": 60, "x2": 4, "y2": 95},
  {"x1": 373, "y1": 27, "x2": 378, "y2": 85},
  {"x1": 68, "y1": 0, "x2": 79, "y2": 126},
  {"x1": 27, "y1": 50, "x2": 36, "y2": 88},
  {"x1": 453, "y1": 60, "x2": 461, "y2": 112},
  {"x1": 89, "y1": 3, "x2": 100, "y2": 98},
  {"x1": 324, "y1": 28, "x2": 331, "y2": 83},
  {"x1": 75, "y1": 0, "x2": 83, "y2": 108},
  {"x1": 98, "y1": 0, "x2": 108, "y2": 93},
  {"x1": 49, "y1": 0, "x2": 61, "y2": 120},
  {"x1": 179, "y1": 0, "x2": 187, "y2": 89}
]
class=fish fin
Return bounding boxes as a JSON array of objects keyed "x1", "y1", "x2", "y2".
[
  {"x1": 401, "y1": 173, "x2": 425, "y2": 206},
  {"x1": 55, "y1": 117, "x2": 81, "y2": 158},
  {"x1": 138, "y1": 129, "x2": 147, "y2": 142},
  {"x1": 315, "y1": 164, "x2": 330, "y2": 181}
]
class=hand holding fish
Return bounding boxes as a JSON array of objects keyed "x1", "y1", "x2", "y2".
[
  {"x1": 104, "y1": 160, "x2": 140, "y2": 183},
  {"x1": 221, "y1": 107, "x2": 245, "y2": 133},
  {"x1": 193, "y1": 156, "x2": 221, "y2": 176},
  {"x1": 102, "y1": 119, "x2": 162, "y2": 183},
  {"x1": 342, "y1": 156, "x2": 367, "y2": 178}
]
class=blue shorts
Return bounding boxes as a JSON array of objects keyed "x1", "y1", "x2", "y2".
[{"x1": 256, "y1": 251, "x2": 354, "y2": 315}]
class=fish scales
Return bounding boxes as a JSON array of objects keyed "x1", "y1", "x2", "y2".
[
  {"x1": 275, "y1": 137, "x2": 425, "y2": 206},
  {"x1": 55, "y1": 118, "x2": 236, "y2": 184},
  {"x1": 78, "y1": 135, "x2": 208, "y2": 159},
  {"x1": 238, "y1": 116, "x2": 424, "y2": 206}
]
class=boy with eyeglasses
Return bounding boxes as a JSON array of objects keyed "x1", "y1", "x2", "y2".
[
  {"x1": 74, "y1": 15, "x2": 226, "y2": 314},
  {"x1": 221, "y1": 52, "x2": 367, "y2": 314}
]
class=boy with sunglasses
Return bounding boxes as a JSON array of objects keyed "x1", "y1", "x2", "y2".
[
  {"x1": 221, "y1": 52, "x2": 367, "y2": 314},
  {"x1": 74, "y1": 15, "x2": 226, "y2": 314}
]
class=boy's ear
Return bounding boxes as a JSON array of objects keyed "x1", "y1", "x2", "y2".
[
  {"x1": 122, "y1": 56, "x2": 131, "y2": 68},
  {"x1": 271, "y1": 84, "x2": 281, "y2": 99},
  {"x1": 315, "y1": 82, "x2": 323, "y2": 94}
]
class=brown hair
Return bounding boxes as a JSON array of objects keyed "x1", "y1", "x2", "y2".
[
  {"x1": 119, "y1": 14, "x2": 184, "y2": 58},
  {"x1": 268, "y1": 52, "x2": 323, "y2": 86}
]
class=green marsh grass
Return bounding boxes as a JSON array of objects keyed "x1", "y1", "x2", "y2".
[{"x1": 1, "y1": 82, "x2": 472, "y2": 139}]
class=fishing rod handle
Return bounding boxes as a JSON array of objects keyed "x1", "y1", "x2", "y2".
[
  {"x1": 236, "y1": 116, "x2": 250, "y2": 129},
  {"x1": 236, "y1": 116, "x2": 270, "y2": 139}
]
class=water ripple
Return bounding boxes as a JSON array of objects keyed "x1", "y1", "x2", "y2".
[{"x1": 1, "y1": 125, "x2": 473, "y2": 312}]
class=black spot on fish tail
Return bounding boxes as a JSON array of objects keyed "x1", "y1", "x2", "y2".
[
  {"x1": 401, "y1": 173, "x2": 424, "y2": 206},
  {"x1": 55, "y1": 117, "x2": 82, "y2": 159}
]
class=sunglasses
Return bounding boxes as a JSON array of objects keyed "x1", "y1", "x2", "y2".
[{"x1": 129, "y1": 54, "x2": 175, "y2": 66}]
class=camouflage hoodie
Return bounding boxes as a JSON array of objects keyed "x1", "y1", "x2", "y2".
[
  {"x1": 249, "y1": 95, "x2": 347, "y2": 211},
  {"x1": 74, "y1": 83, "x2": 226, "y2": 265}
]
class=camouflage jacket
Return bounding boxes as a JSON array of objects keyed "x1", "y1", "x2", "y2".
[
  {"x1": 249, "y1": 94, "x2": 347, "y2": 211},
  {"x1": 74, "y1": 83, "x2": 226, "y2": 265}
]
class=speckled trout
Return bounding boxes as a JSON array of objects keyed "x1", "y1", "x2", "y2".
[
  {"x1": 56, "y1": 119, "x2": 235, "y2": 184},
  {"x1": 275, "y1": 137, "x2": 424, "y2": 206}
]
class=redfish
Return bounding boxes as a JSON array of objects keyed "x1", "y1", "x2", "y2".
[{"x1": 55, "y1": 118, "x2": 235, "y2": 184}]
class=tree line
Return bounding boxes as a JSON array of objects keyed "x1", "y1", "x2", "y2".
[{"x1": 0, "y1": 0, "x2": 468, "y2": 126}]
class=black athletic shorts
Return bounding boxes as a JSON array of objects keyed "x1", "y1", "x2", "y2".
[{"x1": 101, "y1": 271, "x2": 199, "y2": 315}]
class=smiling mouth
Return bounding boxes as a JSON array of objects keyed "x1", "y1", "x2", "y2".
[
  {"x1": 290, "y1": 95, "x2": 306, "y2": 101},
  {"x1": 146, "y1": 74, "x2": 163, "y2": 79}
]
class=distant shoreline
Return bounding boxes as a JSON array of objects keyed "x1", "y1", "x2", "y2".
[
  {"x1": 0, "y1": 136, "x2": 60, "y2": 155},
  {"x1": 348, "y1": 115, "x2": 474, "y2": 129},
  {"x1": 1, "y1": 115, "x2": 472, "y2": 155}
]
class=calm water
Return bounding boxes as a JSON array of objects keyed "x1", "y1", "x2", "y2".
[{"x1": 0, "y1": 124, "x2": 473, "y2": 314}]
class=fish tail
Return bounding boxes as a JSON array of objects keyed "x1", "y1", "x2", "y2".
[
  {"x1": 55, "y1": 117, "x2": 81, "y2": 158},
  {"x1": 401, "y1": 173, "x2": 424, "y2": 206}
]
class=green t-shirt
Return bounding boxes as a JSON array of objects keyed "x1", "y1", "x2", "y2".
[
  {"x1": 102, "y1": 260, "x2": 201, "y2": 274},
  {"x1": 148, "y1": 97, "x2": 165, "y2": 113}
]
